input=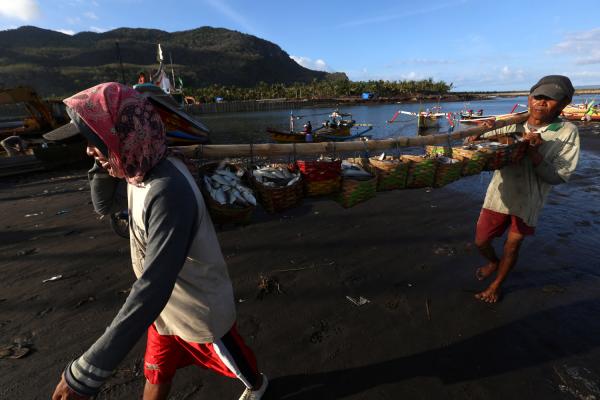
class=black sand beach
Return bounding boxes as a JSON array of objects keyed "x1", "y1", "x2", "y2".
[{"x1": 1, "y1": 124, "x2": 599, "y2": 399}]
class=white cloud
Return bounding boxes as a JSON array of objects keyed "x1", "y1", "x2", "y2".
[
  {"x1": 0, "y1": 0, "x2": 41, "y2": 21},
  {"x1": 56, "y1": 28, "x2": 75, "y2": 35},
  {"x1": 67, "y1": 16, "x2": 81, "y2": 24},
  {"x1": 89, "y1": 25, "x2": 107, "y2": 33},
  {"x1": 84, "y1": 11, "x2": 98, "y2": 20},
  {"x1": 290, "y1": 56, "x2": 332, "y2": 72},
  {"x1": 550, "y1": 27, "x2": 600, "y2": 65}
]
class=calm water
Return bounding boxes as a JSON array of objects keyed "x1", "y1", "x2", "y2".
[{"x1": 197, "y1": 95, "x2": 594, "y2": 144}]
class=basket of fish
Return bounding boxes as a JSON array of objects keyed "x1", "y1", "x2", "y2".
[
  {"x1": 451, "y1": 146, "x2": 490, "y2": 176},
  {"x1": 337, "y1": 159, "x2": 377, "y2": 208},
  {"x1": 369, "y1": 153, "x2": 409, "y2": 191},
  {"x1": 198, "y1": 162, "x2": 256, "y2": 225},
  {"x1": 425, "y1": 145, "x2": 453, "y2": 157},
  {"x1": 250, "y1": 164, "x2": 303, "y2": 213},
  {"x1": 297, "y1": 157, "x2": 342, "y2": 196},
  {"x1": 400, "y1": 154, "x2": 437, "y2": 188},
  {"x1": 477, "y1": 136, "x2": 529, "y2": 171},
  {"x1": 433, "y1": 156, "x2": 464, "y2": 188}
]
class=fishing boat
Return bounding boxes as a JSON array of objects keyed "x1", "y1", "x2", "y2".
[
  {"x1": 561, "y1": 102, "x2": 600, "y2": 121},
  {"x1": 319, "y1": 110, "x2": 356, "y2": 135},
  {"x1": 388, "y1": 106, "x2": 445, "y2": 130},
  {"x1": 133, "y1": 44, "x2": 210, "y2": 145},
  {"x1": 268, "y1": 125, "x2": 372, "y2": 143},
  {"x1": 459, "y1": 110, "x2": 528, "y2": 125}
]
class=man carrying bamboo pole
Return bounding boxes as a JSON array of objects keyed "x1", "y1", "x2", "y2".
[{"x1": 471, "y1": 75, "x2": 580, "y2": 303}]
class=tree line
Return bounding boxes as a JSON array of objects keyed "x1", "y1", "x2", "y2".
[{"x1": 188, "y1": 78, "x2": 453, "y2": 103}]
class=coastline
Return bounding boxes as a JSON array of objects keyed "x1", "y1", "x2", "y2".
[{"x1": 0, "y1": 125, "x2": 599, "y2": 399}]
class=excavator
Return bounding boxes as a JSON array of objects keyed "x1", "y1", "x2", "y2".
[
  {"x1": 0, "y1": 86, "x2": 68, "y2": 140},
  {"x1": 0, "y1": 86, "x2": 84, "y2": 176}
]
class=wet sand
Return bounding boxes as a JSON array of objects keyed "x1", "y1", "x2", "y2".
[{"x1": 1, "y1": 124, "x2": 600, "y2": 399}]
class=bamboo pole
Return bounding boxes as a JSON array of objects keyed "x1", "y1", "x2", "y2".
[{"x1": 174, "y1": 112, "x2": 529, "y2": 159}]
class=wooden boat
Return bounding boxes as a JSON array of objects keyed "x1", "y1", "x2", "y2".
[
  {"x1": 561, "y1": 103, "x2": 600, "y2": 121},
  {"x1": 134, "y1": 84, "x2": 210, "y2": 145},
  {"x1": 459, "y1": 110, "x2": 528, "y2": 125},
  {"x1": 268, "y1": 125, "x2": 372, "y2": 143}
]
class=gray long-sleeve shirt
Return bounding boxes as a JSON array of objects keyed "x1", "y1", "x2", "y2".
[{"x1": 66, "y1": 157, "x2": 235, "y2": 396}]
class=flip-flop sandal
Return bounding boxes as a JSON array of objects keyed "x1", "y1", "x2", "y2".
[{"x1": 0, "y1": 344, "x2": 30, "y2": 359}]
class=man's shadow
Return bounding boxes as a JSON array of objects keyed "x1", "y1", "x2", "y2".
[{"x1": 266, "y1": 297, "x2": 600, "y2": 399}]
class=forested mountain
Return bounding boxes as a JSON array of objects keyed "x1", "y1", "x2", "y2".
[{"x1": 0, "y1": 26, "x2": 346, "y2": 96}]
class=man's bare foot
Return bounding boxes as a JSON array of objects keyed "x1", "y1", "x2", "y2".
[
  {"x1": 475, "y1": 285, "x2": 500, "y2": 303},
  {"x1": 475, "y1": 262, "x2": 498, "y2": 281}
]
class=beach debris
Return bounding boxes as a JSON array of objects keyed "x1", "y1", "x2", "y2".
[
  {"x1": 16, "y1": 248, "x2": 38, "y2": 256},
  {"x1": 24, "y1": 212, "x2": 43, "y2": 218},
  {"x1": 76, "y1": 296, "x2": 96, "y2": 308},
  {"x1": 252, "y1": 164, "x2": 301, "y2": 188},
  {"x1": 433, "y1": 245, "x2": 457, "y2": 256},
  {"x1": 542, "y1": 285, "x2": 567, "y2": 294},
  {"x1": 425, "y1": 298, "x2": 431, "y2": 320},
  {"x1": 257, "y1": 274, "x2": 282, "y2": 299},
  {"x1": 0, "y1": 343, "x2": 30, "y2": 359},
  {"x1": 37, "y1": 307, "x2": 53, "y2": 317},
  {"x1": 346, "y1": 296, "x2": 370, "y2": 307},
  {"x1": 203, "y1": 164, "x2": 256, "y2": 206},
  {"x1": 55, "y1": 209, "x2": 70, "y2": 215},
  {"x1": 554, "y1": 364, "x2": 600, "y2": 399},
  {"x1": 42, "y1": 274, "x2": 62, "y2": 283}
]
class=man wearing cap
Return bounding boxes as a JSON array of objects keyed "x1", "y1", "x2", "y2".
[{"x1": 471, "y1": 75, "x2": 580, "y2": 303}]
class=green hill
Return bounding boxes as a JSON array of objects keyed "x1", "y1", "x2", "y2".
[{"x1": 0, "y1": 26, "x2": 345, "y2": 97}]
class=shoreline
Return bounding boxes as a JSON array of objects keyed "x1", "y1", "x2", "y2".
[{"x1": 0, "y1": 126, "x2": 599, "y2": 399}]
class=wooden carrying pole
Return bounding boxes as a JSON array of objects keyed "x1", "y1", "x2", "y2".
[{"x1": 175, "y1": 112, "x2": 529, "y2": 159}]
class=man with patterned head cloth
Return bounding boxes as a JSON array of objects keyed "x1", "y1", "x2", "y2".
[{"x1": 48, "y1": 82, "x2": 268, "y2": 400}]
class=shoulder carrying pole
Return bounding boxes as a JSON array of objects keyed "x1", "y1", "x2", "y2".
[{"x1": 174, "y1": 113, "x2": 529, "y2": 159}]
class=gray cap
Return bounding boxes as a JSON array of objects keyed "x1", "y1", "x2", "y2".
[
  {"x1": 530, "y1": 75, "x2": 574, "y2": 101},
  {"x1": 43, "y1": 107, "x2": 108, "y2": 156}
]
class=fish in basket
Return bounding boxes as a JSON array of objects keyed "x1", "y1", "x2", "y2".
[
  {"x1": 199, "y1": 161, "x2": 256, "y2": 224},
  {"x1": 250, "y1": 164, "x2": 303, "y2": 213},
  {"x1": 337, "y1": 159, "x2": 377, "y2": 208},
  {"x1": 400, "y1": 154, "x2": 437, "y2": 188},
  {"x1": 432, "y1": 156, "x2": 464, "y2": 188},
  {"x1": 451, "y1": 146, "x2": 490, "y2": 176},
  {"x1": 296, "y1": 157, "x2": 342, "y2": 196},
  {"x1": 369, "y1": 153, "x2": 409, "y2": 191}
]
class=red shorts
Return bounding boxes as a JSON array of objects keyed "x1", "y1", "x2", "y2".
[
  {"x1": 475, "y1": 208, "x2": 535, "y2": 243},
  {"x1": 144, "y1": 323, "x2": 259, "y2": 387}
]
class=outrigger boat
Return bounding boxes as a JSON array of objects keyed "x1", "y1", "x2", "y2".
[
  {"x1": 459, "y1": 104, "x2": 528, "y2": 125},
  {"x1": 388, "y1": 106, "x2": 445, "y2": 130},
  {"x1": 134, "y1": 44, "x2": 209, "y2": 145},
  {"x1": 267, "y1": 126, "x2": 373, "y2": 143},
  {"x1": 561, "y1": 101, "x2": 600, "y2": 121}
]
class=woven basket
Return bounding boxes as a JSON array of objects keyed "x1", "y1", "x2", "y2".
[
  {"x1": 433, "y1": 157, "x2": 464, "y2": 188},
  {"x1": 250, "y1": 164, "x2": 303, "y2": 213},
  {"x1": 369, "y1": 156, "x2": 409, "y2": 191},
  {"x1": 479, "y1": 137, "x2": 529, "y2": 170},
  {"x1": 425, "y1": 145, "x2": 452, "y2": 157},
  {"x1": 452, "y1": 147, "x2": 489, "y2": 176},
  {"x1": 401, "y1": 155, "x2": 437, "y2": 188},
  {"x1": 198, "y1": 163, "x2": 255, "y2": 225},
  {"x1": 337, "y1": 174, "x2": 377, "y2": 208},
  {"x1": 297, "y1": 159, "x2": 342, "y2": 196}
]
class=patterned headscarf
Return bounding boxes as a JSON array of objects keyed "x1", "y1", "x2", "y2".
[{"x1": 64, "y1": 82, "x2": 168, "y2": 186}]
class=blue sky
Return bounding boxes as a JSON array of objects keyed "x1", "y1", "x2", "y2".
[{"x1": 1, "y1": 0, "x2": 599, "y2": 91}]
